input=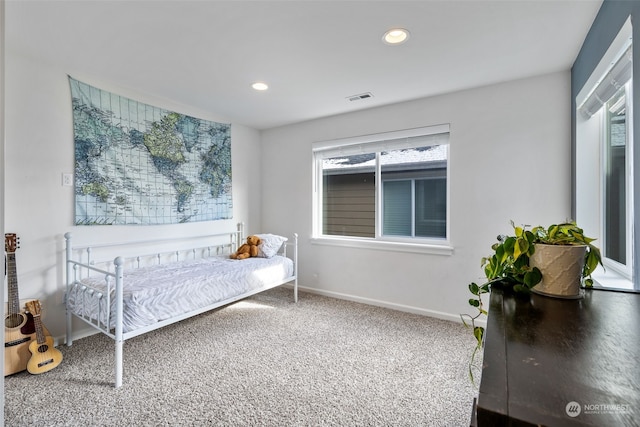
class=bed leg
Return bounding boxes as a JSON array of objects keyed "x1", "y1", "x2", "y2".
[
  {"x1": 66, "y1": 311, "x2": 73, "y2": 347},
  {"x1": 294, "y1": 233, "x2": 298, "y2": 303},
  {"x1": 65, "y1": 232, "x2": 74, "y2": 346},
  {"x1": 114, "y1": 256, "x2": 124, "y2": 388},
  {"x1": 115, "y1": 339, "x2": 123, "y2": 388}
]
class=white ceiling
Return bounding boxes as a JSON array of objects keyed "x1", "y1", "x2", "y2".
[{"x1": 6, "y1": 0, "x2": 602, "y2": 130}]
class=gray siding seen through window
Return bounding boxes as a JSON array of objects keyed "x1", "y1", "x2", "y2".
[{"x1": 323, "y1": 172, "x2": 375, "y2": 237}]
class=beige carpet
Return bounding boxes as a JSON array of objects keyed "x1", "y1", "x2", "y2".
[{"x1": 5, "y1": 288, "x2": 478, "y2": 426}]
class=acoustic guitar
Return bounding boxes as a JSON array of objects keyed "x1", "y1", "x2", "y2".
[
  {"x1": 4, "y1": 233, "x2": 38, "y2": 376},
  {"x1": 25, "y1": 300, "x2": 62, "y2": 374}
]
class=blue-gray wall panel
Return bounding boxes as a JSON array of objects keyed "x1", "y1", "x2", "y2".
[{"x1": 571, "y1": 0, "x2": 640, "y2": 289}]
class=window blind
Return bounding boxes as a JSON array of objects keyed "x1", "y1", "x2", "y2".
[
  {"x1": 313, "y1": 124, "x2": 450, "y2": 159},
  {"x1": 383, "y1": 180, "x2": 412, "y2": 236},
  {"x1": 578, "y1": 45, "x2": 632, "y2": 119}
]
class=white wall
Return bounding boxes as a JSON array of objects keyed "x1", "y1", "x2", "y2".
[
  {"x1": 575, "y1": 109, "x2": 602, "y2": 240},
  {"x1": 2, "y1": 0, "x2": 6, "y2": 418},
  {"x1": 4, "y1": 52, "x2": 263, "y2": 341},
  {"x1": 5, "y1": 44, "x2": 572, "y2": 339},
  {"x1": 260, "y1": 72, "x2": 572, "y2": 321}
]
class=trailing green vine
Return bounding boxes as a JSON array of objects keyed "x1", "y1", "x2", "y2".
[{"x1": 461, "y1": 221, "x2": 603, "y2": 384}]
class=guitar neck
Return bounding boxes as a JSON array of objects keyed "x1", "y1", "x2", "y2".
[
  {"x1": 32, "y1": 315, "x2": 46, "y2": 345},
  {"x1": 6, "y1": 253, "x2": 21, "y2": 315}
]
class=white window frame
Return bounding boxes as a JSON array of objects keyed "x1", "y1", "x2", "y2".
[
  {"x1": 600, "y1": 81, "x2": 634, "y2": 280},
  {"x1": 575, "y1": 17, "x2": 634, "y2": 289},
  {"x1": 311, "y1": 125, "x2": 453, "y2": 255}
]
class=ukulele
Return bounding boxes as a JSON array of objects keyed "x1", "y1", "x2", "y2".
[
  {"x1": 25, "y1": 300, "x2": 62, "y2": 374},
  {"x1": 4, "y1": 233, "x2": 38, "y2": 376}
]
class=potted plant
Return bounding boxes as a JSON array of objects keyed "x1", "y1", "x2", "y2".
[
  {"x1": 528, "y1": 223, "x2": 602, "y2": 298},
  {"x1": 461, "y1": 221, "x2": 603, "y2": 382}
]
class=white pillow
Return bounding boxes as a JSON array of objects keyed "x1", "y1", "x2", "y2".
[{"x1": 256, "y1": 234, "x2": 288, "y2": 258}]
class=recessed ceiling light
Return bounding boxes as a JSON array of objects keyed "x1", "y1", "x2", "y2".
[
  {"x1": 252, "y1": 82, "x2": 269, "y2": 91},
  {"x1": 382, "y1": 28, "x2": 410, "y2": 45}
]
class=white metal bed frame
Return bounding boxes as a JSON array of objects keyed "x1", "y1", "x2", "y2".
[{"x1": 64, "y1": 223, "x2": 298, "y2": 387}]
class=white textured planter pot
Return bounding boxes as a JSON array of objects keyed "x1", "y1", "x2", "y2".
[{"x1": 530, "y1": 244, "x2": 587, "y2": 299}]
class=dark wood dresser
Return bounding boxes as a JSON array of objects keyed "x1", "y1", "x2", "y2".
[{"x1": 472, "y1": 286, "x2": 640, "y2": 426}]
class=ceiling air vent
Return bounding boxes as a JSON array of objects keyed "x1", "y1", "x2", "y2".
[{"x1": 347, "y1": 92, "x2": 374, "y2": 102}]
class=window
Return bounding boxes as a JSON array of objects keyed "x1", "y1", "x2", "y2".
[
  {"x1": 382, "y1": 158, "x2": 447, "y2": 238},
  {"x1": 576, "y1": 20, "x2": 634, "y2": 288},
  {"x1": 313, "y1": 125, "x2": 449, "y2": 247},
  {"x1": 603, "y1": 87, "x2": 629, "y2": 268}
]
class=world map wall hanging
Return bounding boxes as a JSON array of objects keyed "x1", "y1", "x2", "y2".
[{"x1": 69, "y1": 77, "x2": 232, "y2": 225}]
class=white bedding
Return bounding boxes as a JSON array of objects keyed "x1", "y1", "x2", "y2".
[{"x1": 67, "y1": 255, "x2": 294, "y2": 333}]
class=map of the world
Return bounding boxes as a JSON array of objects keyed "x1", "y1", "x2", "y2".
[{"x1": 69, "y1": 77, "x2": 232, "y2": 225}]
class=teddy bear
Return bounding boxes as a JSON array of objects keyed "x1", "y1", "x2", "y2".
[{"x1": 230, "y1": 235, "x2": 262, "y2": 260}]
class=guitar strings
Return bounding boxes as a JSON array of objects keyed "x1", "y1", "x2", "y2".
[
  {"x1": 7, "y1": 235, "x2": 61, "y2": 373},
  {"x1": 35, "y1": 308, "x2": 52, "y2": 370},
  {"x1": 26, "y1": 301, "x2": 59, "y2": 373}
]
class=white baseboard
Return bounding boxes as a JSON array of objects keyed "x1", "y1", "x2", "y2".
[
  {"x1": 293, "y1": 284, "x2": 487, "y2": 327},
  {"x1": 56, "y1": 327, "x2": 100, "y2": 347},
  {"x1": 57, "y1": 284, "x2": 487, "y2": 344}
]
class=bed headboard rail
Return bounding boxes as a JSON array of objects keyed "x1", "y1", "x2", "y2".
[{"x1": 65, "y1": 223, "x2": 244, "y2": 273}]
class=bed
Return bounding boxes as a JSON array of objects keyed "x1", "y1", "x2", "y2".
[{"x1": 64, "y1": 224, "x2": 298, "y2": 387}]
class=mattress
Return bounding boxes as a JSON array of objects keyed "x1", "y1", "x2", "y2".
[{"x1": 67, "y1": 255, "x2": 294, "y2": 333}]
